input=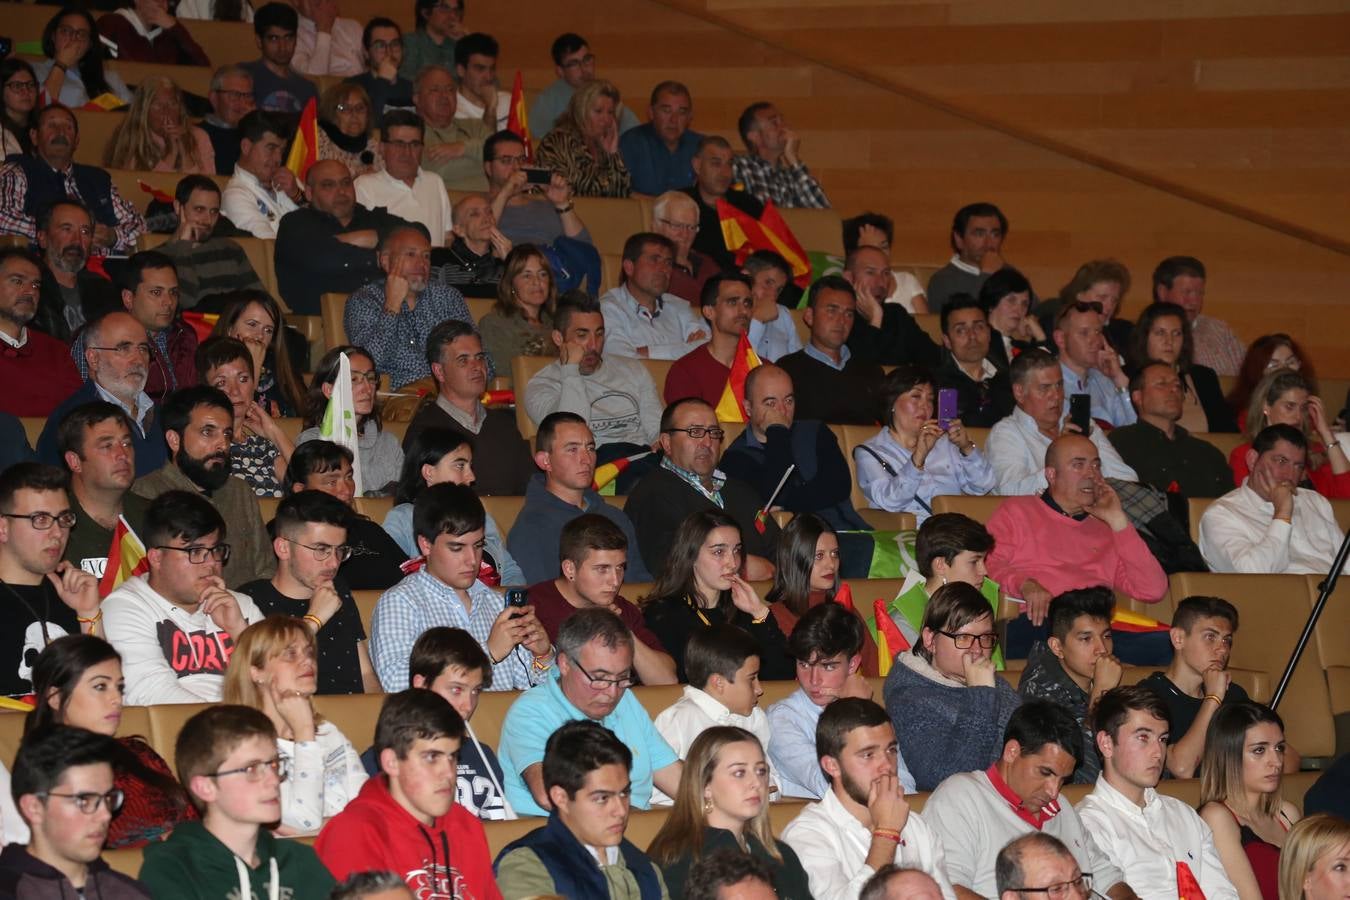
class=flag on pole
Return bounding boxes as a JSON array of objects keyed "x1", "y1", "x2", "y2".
[
  {"x1": 873, "y1": 598, "x2": 910, "y2": 676},
  {"x1": 320, "y1": 351, "x2": 364, "y2": 496},
  {"x1": 285, "y1": 97, "x2": 320, "y2": 181},
  {"x1": 714, "y1": 332, "x2": 761, "y2": 422},
  {"x1": 506, "y1": 71, "x2": 533, "y2": 162},
  {"x1": 592, "y1": 450, "x2": 650, "y2": 493},
  {"x1": 98, "y1": 515, "x2": 149, "y2": 598},
  {"x1": 717, "y1": 198, "x2": 811, "y2": 288},
  {"x1": 834, "y1": 582, "x2": 855, "y2": 612}
]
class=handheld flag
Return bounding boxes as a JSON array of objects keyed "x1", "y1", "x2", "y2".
[
  {"x1": 285, "y1": 97, "x2": 320, "y2": 181},
  {"x1": 1176, "y1": 862, "x2": 1207, "y2": 900},
  {"x1": 99, "y1": 515, "x2": 149, "y2": 598},
  {"x1": 1111, "y1": 609, "x2": 1171, "y2": 633},
  {"x1": 717, "y1": 198, "x2": 811, "y2": 288},
  {"x1": 714, "y1": 332, "x2": 761, "y2": 422},
  {"x1": 507, "y1": 70, "x2": 533, "y2": 162},
  {"x1": 873, "y1": 598, "x2": 911, "y2": 676},
  {"x1": 320, "y1": 351, "x2": 365, "y2": 496},
  {"x1": 481, "y1": 389, "x2": 514, "y2": 407},
  {"x1": 834, "y1": 582, "x2": 855, "y2": 613},
  {"x1": 753, "y1": 463, "x2": 794, "y2": 535},
  {"x1": 137, "y1": 180, "x2": 175, "y2": 205},
  {"x1": 592, "y1": 450, "x2": 651, "y2": 493}
]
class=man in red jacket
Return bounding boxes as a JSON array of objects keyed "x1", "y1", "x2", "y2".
[{"x1": 316, "y1": 689, "x2": 501, "y2": 900}]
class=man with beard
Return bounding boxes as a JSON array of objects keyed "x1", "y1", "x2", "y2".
[
  {"x1": 781, "y1": 698, "x2": 958, "y2": 900},
  {"x1": 0, "y1": 105, "x2": 145, "y2": 254},
  {"x1": 53, "y1": 402, "x2": 151, "y2": 580},
  {"x1": 344, "y1": 225, "x2": 481, "y2": 389},
  {"x1": 131, "y1": 385, "x2": 275, "y2": 589},
  {"x1": 664, "y1": 272, "x2": 753, "y2": 405},
  {"x1": 103, "y1": 489, "x2": 264, "y2": 705},
  {"x1": 33, "y1": 199, "x2": 120, "y2": 343},
  {"x1": 69, "y1": 252, "x2": 198, "y2": 406},
  {"x1": 37, "y1": 311, "x2": 167, "y2": 476},
  {"x1": 0, "y1": 247, "x2": 82, "y2": 418}
]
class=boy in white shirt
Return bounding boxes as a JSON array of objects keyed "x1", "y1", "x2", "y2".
[
  {"x1": 654, "y1": 624, "x2": 771, "y2": 758},
  {"x1": 1076, "y1": 686, "x2": 1238, "y2": 900}
]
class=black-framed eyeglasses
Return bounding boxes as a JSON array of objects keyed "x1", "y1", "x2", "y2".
[
  {"x1": 369, "y1": 38, "x2": 402, "y2": 52},
  {"x1": 664, "y1": 426, "x2": 725, "y2": 441},
  {"x1": 40, "y1": 788, "x2": 125, "y2": 814},
  {"x1": 1010, "y1": 873, "x2": 1092, "y2": 899},
  {"x1": 208, "y1": 756, "x2": 290, "y2": 783},
  {"x1": 284, "y1": 537, "x2": 353, "y2": 562},
  {"x1": 2, "y1": 511, "x2": 77, "y2": 531},
  {"x1": 152, "y1": 543, "x2": 232, "y2": 565},
  {"x1": 89, "y1": 342, "x2": 153, "y2": 358},
  {"x1": 938, "y1": 630, "x2": 998, "y2": 650},
  {"x1": 571, "y1": 658, "x2": 634, "y2": 691},
  {"x1": 560, "y1": 53, "x2": 596, "y2": 70}
]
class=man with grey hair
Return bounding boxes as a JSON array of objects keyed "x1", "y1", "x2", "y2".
[
  {"x1": 995, "y1": 834, "x2": 1089, "y2": 900},
  {"x1": 330, "y1": 871, "x2": 413, "y2": 900},
  {"x1": 682, "y1": 135, "x2": 765, "y2": 269},
  {"x1": 732, "y1": 101, "x2": 829, "y2": 209},
  {"x1": 986, "y1": 348, "x2": 1136, "y2": 495},
  {"x1": 497, "y1": 607, "x2": 683, "y2": 817},
  {"x1": 415, "y1": 64, "x2": 491, "y2": 191},
  {"x1": 201, "y1": 64, "x2": 256, "y2": 174},
  {"x1": 439, "y1": 193, "x2": 511, "y2": 298},
  {"x1": 34, "y1": 199, "x2": 120, "y2": 343},
  {"x1": 861, "y1": 866, "x2": 948, "y2": 900},
  {"x1": 621, "y1": 80, "x2": 703, "y2": 196},
  {"x1": 652, "y1": 189, "x2": 717, "y2": 305}
]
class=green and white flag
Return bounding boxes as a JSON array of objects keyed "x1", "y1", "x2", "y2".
[{"x1": 319, "y1": 350, "x2": 364, "y2": 496}]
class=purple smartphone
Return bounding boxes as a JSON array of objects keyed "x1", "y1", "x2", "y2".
[{"x1": 937, "y1": 388, "x2": 959, "y2": 431}]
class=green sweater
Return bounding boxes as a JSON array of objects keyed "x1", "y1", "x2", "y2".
[{"x1": 139, "y1": 821, "x2": 335, "y2": 900}]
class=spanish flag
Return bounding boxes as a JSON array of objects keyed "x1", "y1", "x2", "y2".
[
  {"x1": 99, "y1": 515, "x2": 149, "y2": 598},
  {"x1": 834, "y1": 582, "x2": 855, "y2": 612},
  {"x1": 873, "y1": 598, "x2": 911, "y2": 676},
  {"x1": 285, "y1": 97, "x2": 320, "y2": 181},
  {"x1": 717, "y1": 198, "x2": 811, "y2": 288},
  {"x1": 1176, "y1": 862, "x2": 1207, "y2": 900},
  {"x1": 714, "y1": 332, "x2": 761, "y2": 422},
  {"x1": 181, "y1": 310, "x2": 220, "y2": 344},
  {"x1": 1111, "y1": 609, "x2": 1171, "y2": 633},
  {"x1": 592, "y1": 449, "x2": 651, "y2": 493},
  {"x1": 507, "y1": 70, "x2": 533, "y2": 162}
]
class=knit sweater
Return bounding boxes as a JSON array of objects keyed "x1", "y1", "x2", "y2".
[
  {"x1": 776, "y1": 348, "x2": 884, "y2": 425},
  {"x1": 157, "y1": 236, "x2": 265, "y2": 309},
  {"x1": 0, "y1": 329, "x2": 82, "y2": 417},
  {"x1": 400, "y1": 400, "x2": 535, "y2": 496},
  {"x1": 882, "y1": 650, "x2": 1022, "y2": 792}
]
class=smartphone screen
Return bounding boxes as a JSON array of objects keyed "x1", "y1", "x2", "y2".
[
  {"x1": 506, "y1": 588, "x2": 528, "y2": 617},
  {"x1": 523, "y1": 167, "x2": 552, "y2": 185},
  {"x1": 937, "y1": 388, "x2": 959, "y2": 431},
  {"x1": 1069, "y1": 393, "x2": 1092, "y2": 435}
]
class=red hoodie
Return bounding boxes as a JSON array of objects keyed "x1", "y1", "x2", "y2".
[{"x1": 315, "y1": 774, "x2": 501, "y2": 900}]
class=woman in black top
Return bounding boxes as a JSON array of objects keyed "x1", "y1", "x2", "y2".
[
  {"x1": 1128, "y1": 301, "x2": 1238, "y2": 433},
  {"x1": 640, "y1": 510, "x2": 792, "y2": 681}
]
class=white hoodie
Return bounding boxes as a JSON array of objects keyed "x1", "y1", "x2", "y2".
[{"x1": 103, "y1": 574, "x2": 262, "y2": 705}]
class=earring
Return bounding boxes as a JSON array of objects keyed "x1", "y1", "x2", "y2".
[
  {"x1": 703, "y1": 797, "x2": 713, "y2": 815},
  {"x1": 941, "y1": 575, "x2": 947, "y2": 585}
]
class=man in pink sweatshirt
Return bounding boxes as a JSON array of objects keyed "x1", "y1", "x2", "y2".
[{"x1": 986, "y1": 434, "x2": 1168, "y2": 628}]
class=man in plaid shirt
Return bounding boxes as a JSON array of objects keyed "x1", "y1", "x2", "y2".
[{"x1": 731, "y1": 102, "x2": 830, "y2": 209}]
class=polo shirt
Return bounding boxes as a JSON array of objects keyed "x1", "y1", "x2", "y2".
[
  {"x1": 353, "y1": 167, "x2": 452, "y2": 247},
  {"x1": 497, "y1": 667, "x2": 678, "y2": 816}
]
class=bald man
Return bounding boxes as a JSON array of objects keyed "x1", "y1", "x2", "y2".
[
  {"x1": 440, "y1": 193, "x2": 512, "y2": 298},
  {"x1": 861, "y1": 867, "x2": 949, "y2": 900},
  {"x1": 274, "y1": 158, "x2": 412, "y2": 314},
  {"x1": 984, "y1": 434, "x2": 1167, "y2": 626}
]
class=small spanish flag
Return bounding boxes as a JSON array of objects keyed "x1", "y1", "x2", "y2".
[
  {"x1": 181, "y1": 310, "x2": 220, "y2": 344},
  {"x1": 99, "y1": 515, "x2": 149, "y2": 598},
  {"x1": 481, "y1": 389, "x2": 514, "y2": 407},
  {"x1": 714, "y1": 332, "x2": 761, "y2": 422},
  {"x1": 1111, "y1": 609, "x2": 1171, "y2": 633},
  {"x1": 592, "y1": 450, "x2": 651, "y2": 493},
  {"x1": 873, "y1": 598, "x2": 910, "y2": 676},
  {"x1": 285, "y1": 97, "x2": 320, "y2": 181},
  {"x1": 1176, "y1": 862, "x2": 1207, "y2": 900},
  {"x1": 717, "y1": 198, "x2": 811, "y2": 288},
  {"x1": 506, "y1": 70, "x2": 533, "y2": 162},
  {"x1": 834, "y1": 582, "x2": 855, "y2": 612}
]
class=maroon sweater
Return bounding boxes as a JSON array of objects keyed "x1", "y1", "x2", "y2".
[
  {"x1": 96, "y1": 13, "x2": 211, "y2": 66},
  {"x1": 0, "y1": 330, "x2": 82, "y2": 417}
]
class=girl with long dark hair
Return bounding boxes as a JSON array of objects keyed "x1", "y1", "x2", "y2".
[{"x1": 36, "y1": 6, "x2": 131, "y2": 108}]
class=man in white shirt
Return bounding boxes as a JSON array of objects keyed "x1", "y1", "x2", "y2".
[
  {"x1": 987, "y1": 349, "x2": 1137, "y2": 495},
  {"x1": 355, "y1": 110, "x2": 453, "y2": 247},
  {"x1": 782, "y1": 698, "x2": 958, "y2": 900},
  {"x1": 220, "y1": 110, "x2": 301, "y2": 239},
  {"x1": 291, "y1": 0, "x2": 363, "y2": 77},
  {"x1": 102, "y1": 489, "x2": 263, "y2": 705},
  {"x1": 454, "y1": 33, "x2": 510, "y2": 130},
  {"x1": 1199, "y1": 423, "x2": 1347, "y2": 574},
  {"x1": 600, "y1": 232, "x2": 707, "y2": 360},
  {"x1": 921, "y1": 700, "x2": 1138, "y2": 900},
  {"x1": 1077, "y1": 686, "x2": 1238, "y2": 900},
  {"x1": 1053, "y1": 302, "x2": 1135, "y2": 429}
]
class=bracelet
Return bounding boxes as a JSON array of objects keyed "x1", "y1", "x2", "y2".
[
  {"x1": 751, "y1": 611, "x2": 770, "y2": 624},
  {"x1": 302, "y1": 614, "x2": 324, "y2": 631},
  {"x1": 1203, "y1": 693, "x2": 1223, "y2": 706},
  {"x1": 554, "y1": 202, "x2": 575, "y2": 214},
  {"x1": 872, "y1": 828, "x2": 903, "y2": 843},
  {"x1": 532, "y1": 651, "x2": 554, "y2": 671},
  {"x1": 77, "y1": 609, "x2": 103, "y2": 625}
]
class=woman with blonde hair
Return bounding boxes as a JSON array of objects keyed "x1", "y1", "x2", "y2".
[
  {"x1": 1278, "y1": 814, "x2": 1350, "y2": 900},
  {"x1": 534, "y1": 79, "x2": 631, "y2": 198},
  {"x1": 317, "y1": 82, "x2": 383, "y2": 178},
  {"x1": 104, "y1": 76, "x2": 214, "y2": 172},
  {"x1": 1198, "y1": 701, "x2": 1302, "y2": 900},
  {"x1": 646, "y1": 727, "x2": 812, "y2": 900},
  {"x1": 476, "y1": 243, "x2": 558, "y2": 370},
  {"x1": 223, "y1": 617, "x2": 368, "y2": 835},
  {"x1": 1228, "y1": 369, "x2": 1350, "y2": 498}
]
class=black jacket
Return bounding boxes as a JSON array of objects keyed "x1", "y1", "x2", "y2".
[{"x1": 274, "y1": 203, "x2": 411, "y2": 315}]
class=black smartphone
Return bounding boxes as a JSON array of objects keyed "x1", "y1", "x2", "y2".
[
  {"x1": 505, "y1": 588, "x2": 528, "y2": 617},
  {"x1": 523, "y1": 167, "x2": 552, "y2": 185},
  {"x1": 1069, "y1": 393, "x2": 1092, "y2": 435}
]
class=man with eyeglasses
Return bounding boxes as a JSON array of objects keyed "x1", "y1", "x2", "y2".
[
  {"x1": 413, "y1": 65, "x2": 491, "y2": 192},
  {"x1": 924, "y1": 701, "x2": 1138, "y2": 900},
  {"x1": 498, "y1": 608, "x2": 682, "y2": 817},
  {"x1": 132, "y1": 385, "x2": 276, "y2": 589},
  {"x1": 600, "y1": 231, "x2": 707, "y2": 361},
  {"x1": 482, "y1": 131, "x2": 593, "y2": 248},
  {"x1": 3, "y1": 725, "x2": 152, "y2": 898},
  {"x1": 440, "y1": 193, "x2": 512, "y2": 297},
  {"x1": 651, "y1": 190, "x2": 717, "y2": 305},
  {"x1": 345, "y1": 19, "x2": 413, "y2": 128},
  {"x1": 242, "y1": 2, "x2": 319, "y2": 115},
  {"x1": 622, "y1": 83, "x2": 703, "y2": 198},
  {"x1": 400, "y1": 0, "x2": 464, "y2": 81},
  {"x1": 1199, "y1": 423, "x2": 1348, "y2": 575},
  {"x1": 930, "y1": 293, "x2": 1015, "y2": 429},
  {"x1": 993, "y1": 833, "x2": 1097, "y2": 900},
  {"x1": 202, "y1": 64, "x2": 257, "y2": 175},
  {"x1": 625, "y1": 397, "x2": 781, "y2": 580},
  {"x1": 0, "y1": 247, "x2": 82, "y2": 419},
  {"x1": 103, "y1": 489, "x2": 264, "y2": 705},
  {"x1": 292, "y1": 0, "x2": 363, "y2": 78},
  {"x1": 241, "y1": 489, "x2": 380, "y2": 695},
  {"x1": 355, "y1": 110, "x2": 454, "y2": 247},
  {"x1": 0, "y1": 462, "x2": 101, "y2": 699},
  {"x1": 530, "y1": 34, "x2": 640, "y2": 143},
  {"x1": 1053, "y1": 302, "x2": 1136, "y2": 429},
  {"x1": 33, "y1": 198, "x2": 120, "y2": 344}
]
